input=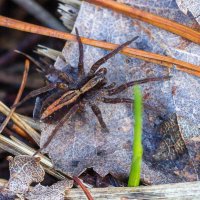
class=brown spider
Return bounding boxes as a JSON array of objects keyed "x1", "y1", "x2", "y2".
[{"x1": 14, "y1": 28, "x2": 169, "y2": 153}]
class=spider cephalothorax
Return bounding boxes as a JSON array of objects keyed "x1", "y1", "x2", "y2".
[{"x1": 14, "y1": 28, "x2": 169, "y2": 152}]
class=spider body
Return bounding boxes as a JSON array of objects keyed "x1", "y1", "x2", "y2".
[
  {"x1": 41, "y1": 69, "x2": 106, "y2": 119},
  {"x1": 15, "y1": 28, "x2": 170, "y2": 153}
]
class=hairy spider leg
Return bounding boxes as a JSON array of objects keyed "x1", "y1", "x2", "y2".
[
  {"x1": 89, "y1": 36, "x2": 139, "y2": 76},
  {"x1": 15, "y1": 50, "x2": 74, "y2": 83},
  {"x1": 108, "y1": 76, "x2": 170, "y2": 95},
  {"x1": 46, "y1": 67, "x2": 74, "y2": 84},
  {"x1": 89, "y1": 102, "x2": 109, "y2": 133},
  {"x1": 103, "y1": 82, "x2": 116, "y2": 90},
  {"x1": 101, "y1": 97, "x2": 133, "y2": 104},
  {"x1": 40, "y1": 91, "x2": 66, "y2": 115},
  {"x1": 12, "y1": 83, "x2": 58, "y2": 108},
  {"x1": 38, "y1": 60, "x2": 74, "y2": 84},
  {"x1": 75, "y1": 28, "x2": 85, "y2": 79},
  {"x1": 102, "y1": 95, "x2": 164, "y2": 114},
  {"x1": 33, "y1": 103, "x2": 80, "y2": 156},
  {"x1": 92, "y1": 68, "x2": 108, "y2": 87},
  {"x1": 38, "y1": 57, "x2": 74, "y2": 83}
]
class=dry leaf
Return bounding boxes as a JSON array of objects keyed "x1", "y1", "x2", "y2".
[
  {"x1": 26, "y1": 180, "x2": 73, "y2": 200},
  {"x1": 0, "y1": 188, "x2": 15, "y2": 200},
  {"x1": 176, "y1": 0, "x2": 200, "y2": 24},
  {"x1": 7, "y1": 155, "x2": 45, "y2": 194},
  {"x1": 39, "y1": 0, "x2": 200, "y2": 184}
]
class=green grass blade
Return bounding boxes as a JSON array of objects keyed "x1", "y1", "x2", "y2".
[{"x1": 128, "y1": 85, "x2": 143, "y2": 187}]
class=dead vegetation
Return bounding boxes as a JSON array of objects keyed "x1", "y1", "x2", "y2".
[{"x1": 0, "y1": 0, "x2": 200, "y2": 199}]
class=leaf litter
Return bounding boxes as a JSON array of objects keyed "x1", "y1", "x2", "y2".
[
  {"x1": 0, "y1": 1, "x2": 199, "y2": 199},
  {"x1": 176, "y1": 0, "x2": 200, "y2": 24},
  {"x1": 26, "y1": 180, "x2": 73, "y2": 200},
  {"x1": 1, "y1": 155, "x2": 73, "y2": 199},
  {"x1": 0, "y1": 3, "x2": 199, "y2": 200},
  {"x1": 7, "y1": 155, "x2": 45, "y2": 194},
  {"x1": 38, "y1": 0, "x2": 200, "y2": 184}
]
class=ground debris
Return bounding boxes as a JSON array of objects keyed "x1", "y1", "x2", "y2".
[
  {"x1": 38, "y1": 0, "x2": 200, "y2": 184},
  {"x1": 7, "y1": 155, "x2": 45, "y2": 194},
  {"x1": 26, "y1": 180, "x2": 73, "y2": 200}
]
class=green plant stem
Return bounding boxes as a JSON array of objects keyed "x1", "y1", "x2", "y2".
[{"x1": 128, "y1": 85, "x2": 143, "y2": 187}]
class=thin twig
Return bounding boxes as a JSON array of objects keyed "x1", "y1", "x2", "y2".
[
  {"x1": 0, "y1": 59, "x2": 30, "y2": 134},
  {"x1": 73, "y1": 176, "x2": 94, "y2": 200},
  {"x1": 0, "y1": 16, "x2": 199, "y2": 77},
  {"x1": 86, "y1": 0, "x2": 200, "y2": 45}
]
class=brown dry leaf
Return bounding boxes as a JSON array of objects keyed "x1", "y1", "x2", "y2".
[
  {"x1": 39, "y1": 0, "x2": 200, "y2": 184},
  {"x1": 7, "y1": 155, "x2": 45, "y2": 194},
  {"x1": 176, "y1": 0, "x2": 200, "y2": 24},
  {"x1": 26, "y1": 180, "x2": 73, "y2": 200}
]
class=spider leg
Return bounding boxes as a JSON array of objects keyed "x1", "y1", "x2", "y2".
[
  {"x1": 108, "y1": 76, "x2": 170, "y2": 95},
  {"x1": 40, "y1": 90, "x2": 65, "y2": 114},
  {"x1": 15, "y1": 50, "x2": 74, "y2": 83},
  {"x1": 36, "y1": 61, "x2": 74, "y2": 84},
  {"x1": 47, "y1": 67, "x2": 74, "y2": 83},
  {"x1": 33, "y1": 103, "x2": 80, "y2": 156},
  {"x1": 103, "y1": 82, "x2": 116, "y2": 90},
  {"x1": 89, "y1": 103, "x2": 109, "y2": 133},
  {"x1": 75, "y1": 28, "x2": 85, "y2": 79},
  {"x1": 39, "y1": 58, "x2": 74, "y2": 83},
  {"x1": 101, "y1": 97, "x2": 133, "y2": 104},
  {"x1": 89, "y1": 36, "x2": 138, "y2": 76},
  {"x1": 12, "y1": 83, "x2": 57, "y2": 108},
  {"x1": 101, "y1": 97, "x2": 162, "y2": 113}
]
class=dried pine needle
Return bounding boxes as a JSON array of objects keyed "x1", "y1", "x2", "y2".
[
  {"x1": 0, "y1": 102, "x2": 40, "y2": 144},
  {"x1": 86, "y1": 0, "x2": 200, "y2": 45},
  {"x1": 0, "y1": 59, "x2": 30, "y2": 134},
  {"x1": 0, "y1": 15, "x2": 199, "y2": 77}
]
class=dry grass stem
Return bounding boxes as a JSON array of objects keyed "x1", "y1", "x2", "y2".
[
  {"x1": 0, "y1": 15, "x2": 199, "y2": 77},
  {"x1": 0, "y1": 133, "x2": 66, "y2": 180},
  {"x1": 0, "y1": 60, "x2": 30, "y2": 134},
  {"x1": 0, "y1": 102, "x2": 40, "y2": 144},
  {"x1": 0, "y1": 134, "x2": 50, "y2": 166},
  {"x1": 16, "y1": 114, "x2": 42, "y2": 131},
  {"x1": 35, "y1": 45, "x2": 63, "y2": 61},
  {"x1": 0, "y1": 99, "x2": 70, "y2": 179}
]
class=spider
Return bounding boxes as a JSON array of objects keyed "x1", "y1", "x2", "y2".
[{"x1": 14, "y1": 28, "x2": 170, "y2": 154}]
